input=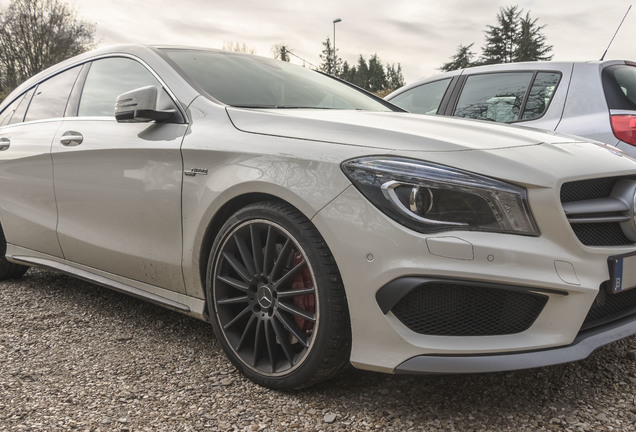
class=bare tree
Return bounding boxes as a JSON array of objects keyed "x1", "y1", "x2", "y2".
[
  {"x1": 271, "y1": 44, "x2": 290, "y2": 62},
  {"x1": 0, "y1": 0, "x2": 95, "y2": 98},
  {"x1": 222, "y1": 41, "x2": 255, "y2": 54}
]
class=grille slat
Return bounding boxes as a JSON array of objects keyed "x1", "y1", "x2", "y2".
[{"x1": 560, "y1": 177, "x2": 635, "y2": 246}]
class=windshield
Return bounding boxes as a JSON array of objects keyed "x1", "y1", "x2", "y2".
[{"x1": 160, "y1": 48, "x2": 393, "y2": 111}]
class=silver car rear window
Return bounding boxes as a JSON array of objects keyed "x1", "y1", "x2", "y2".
[{"x1": 603, "y1": 65, "x2": 636, "y2": 110}]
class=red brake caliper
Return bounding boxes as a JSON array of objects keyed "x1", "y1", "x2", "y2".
[{"x1": 292, "y1": 252, "x2": 315, "y2": 334}]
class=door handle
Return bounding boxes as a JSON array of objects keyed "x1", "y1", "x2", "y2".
[
  {"x1": 0, "y1": 137, "x2": 10, "y2": 151},
  {"x1": 60, "y1": 131, "x2": 83, "y2": 146}
]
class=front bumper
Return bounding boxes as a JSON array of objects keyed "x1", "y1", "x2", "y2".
[
  {"x1": 396, "y1": 313, "x2": 636, "y2": 374},
  {"x1": 312, "y1": 185, "x2": 636, "y2": 374}
]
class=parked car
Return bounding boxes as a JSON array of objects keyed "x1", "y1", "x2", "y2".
[
  {"x1": 386, "y1": 60, "x2": 636, "y2": 156},
  {"x1": 2, "y1": 46, "x2": 636, "y2": 390}
]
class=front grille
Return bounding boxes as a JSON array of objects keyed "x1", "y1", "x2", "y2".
[
  {"x1": 581, "y1": 283, "x2": 636, "y2": 331},
  {"x1": 560, "y1": 177, "x2": 635, "y2": 246},
  {"x1": 560, "y1": 177, "x2": 617, "y2": 202},
  {"x1": 391, "y1": 283, "x2": 547, "y2": 336}
]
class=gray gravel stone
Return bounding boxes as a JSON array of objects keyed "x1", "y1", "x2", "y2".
[{"x1": 2, "y1": 268, "x2": 636, "y2": 431}]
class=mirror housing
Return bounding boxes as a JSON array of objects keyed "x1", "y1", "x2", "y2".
[{"x1": 115, "y1": 86, "x2": 177, "y2": 123}]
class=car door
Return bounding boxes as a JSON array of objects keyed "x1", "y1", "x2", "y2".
[
  {"x1": 0, "y1": 66, "x2": 82, "y2": 257},
  {"x1": 51, "y1": 56, "x2": 188, "y2": 293}
]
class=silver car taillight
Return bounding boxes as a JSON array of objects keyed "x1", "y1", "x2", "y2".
[{"x1": 611, "y1": 114, "x2": 636, "y2": 146}]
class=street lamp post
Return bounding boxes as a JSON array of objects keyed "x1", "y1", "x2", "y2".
[{"x1": 333, "y1": 18, "x2": 341, "y2": 76}]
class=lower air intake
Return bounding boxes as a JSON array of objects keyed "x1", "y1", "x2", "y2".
[{"x1": 392, "y1": 283, "x2": 547, "y2": 336}]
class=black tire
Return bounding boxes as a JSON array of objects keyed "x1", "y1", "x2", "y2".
[
  {"x1": 206, "y1": 201, "x2": 351, "y2": 390},
  {"x1": 0, "y1": 226, "x2": 29, "y2": 280}
]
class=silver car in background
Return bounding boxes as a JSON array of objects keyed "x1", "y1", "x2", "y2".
[{"x1": 386, "y1": 60, "x2": 636, "y2": 156}]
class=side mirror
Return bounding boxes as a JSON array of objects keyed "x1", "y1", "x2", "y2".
[{"x1": 115, "y1": 86, "x2": 176, "y2": 123}]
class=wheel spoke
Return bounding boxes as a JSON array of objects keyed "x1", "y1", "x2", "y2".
[
  {"x1": 278, "y1": 301, "x2": 316, "y2": 323},
  {"x1": 269, "y1": 239, "x2": 292, "y2": 280},
  {"x1": 250, "y1": 225, "x2": 264, "y2": 275},
  {"x1": 277, "y1": 287, "x2": 315, "y2": 299},
  {"x1": 216, "y1": 295, "x2": 249, "y2": 305},
  {"x1": 216, "y1": 274, "x2": 249, "y2": 292},
  {"x1": 234, "y1": 231, "x2": 256, "y2": 276},
  {"x1": 275, "y1": 310, "x2": 309, "y2": 348},
  {"x1": 272, "y1": 316, "x2": 297, "y2": 365},
  {"x1": 222, "y1": 305, "x2": 251, "y2": 330},
  {"x1": 252, "y1": 320, "x2": 264, "y2": 367},
  {"x1": 222, "y1": 251, "x2": 252, "y2": 282},
  {"x1": 264, "y1": 321, "x2": 277, "y2": 373},
  {"x1": 273, "y1": 258, "x2": 307, "y2": 290},
  {"x1": 236, "y1": 314, "x2": 256, "y2": 352},
  {"x1": 263, "y1": 226, "x2": 276, "y2": 275}
]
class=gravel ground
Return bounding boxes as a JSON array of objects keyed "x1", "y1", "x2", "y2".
[{"x1": 2, "y1": 268, "x2": 636, "y2": 431}]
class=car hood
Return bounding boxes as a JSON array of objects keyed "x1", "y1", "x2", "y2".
[
  {"x1": 224, "y1": 107, "x2": 636, "y2": 187},
  {"x1": 225, "y1": 107, "x2": 581, "y2": 152}
]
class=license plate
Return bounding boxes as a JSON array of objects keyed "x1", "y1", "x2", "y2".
[{"x1": 608, "y1": 252, "x2": 636, "y2": 294}]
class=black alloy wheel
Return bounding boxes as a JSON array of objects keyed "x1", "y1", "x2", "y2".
[{"x1": 207, "y1": 201, "x2": 351, "y2": 390}]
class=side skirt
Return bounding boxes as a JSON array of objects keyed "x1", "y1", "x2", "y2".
[{"x1": 6, "y1": 244, "x2": 208, "y2": 321}]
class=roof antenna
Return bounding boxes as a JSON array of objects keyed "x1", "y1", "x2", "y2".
[{"x1": 600, "y1": 5, "x2": 632, "y2": 61}]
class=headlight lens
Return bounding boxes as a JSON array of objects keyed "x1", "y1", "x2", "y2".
[{"x1": 342, "y1": 157, "x2": 539, "y2": 236}]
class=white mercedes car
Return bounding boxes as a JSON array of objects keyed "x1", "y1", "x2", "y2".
[{"x1": 1, "y1": 45, "x2": 636, "y2": 390}]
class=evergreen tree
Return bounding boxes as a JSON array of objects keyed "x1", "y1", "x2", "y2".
[
  {"x1": 340, "y1": 61, "x2": 357, "y2": 83},
  {"x1": 440, "y1": 43, "x2": 476, "y2": 72},
  {"x1": 515, "y1": 12, "x2": 553, "y2": 62},
  {"x1": 367, "y1": 54, "x2": 386, "y2": 94},
  {"x1": 318, "y1": 48, "x2": 405, "y2": 96},
  {"x1": 441, "y1": 5, "x2": 553, "y2": 70},
  {"x1": 318, "y1": 37, "x2": 340, "y2": 75},
  {"x1": 481, "y1": 5, "x2": 521, "y2": 64},
  {"x1": 386, "y1": 63, "x2": 405, "y2": 91},
  {"x1": 353, "y1": 55, "x2": 369, "y2": 88}
]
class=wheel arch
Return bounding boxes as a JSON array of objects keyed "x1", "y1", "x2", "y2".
[{"x1": 196, "y1": 192, "x2": 294, "y2": 302}]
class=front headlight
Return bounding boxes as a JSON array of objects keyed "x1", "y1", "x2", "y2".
[{"x1": 341, "y1": 156, "x2": 539, "y2": 236}]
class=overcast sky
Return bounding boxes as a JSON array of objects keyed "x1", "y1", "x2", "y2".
[{"x1": 3, "y1": 0, "x2": 635, "y2": 82}]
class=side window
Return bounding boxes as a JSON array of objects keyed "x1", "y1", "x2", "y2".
[
  {"x1": 0, "y1": 94, "x2": 26, "y2": 127},
  {"x1": 389, "y1": 78, "x2": 452, "y2": 115},
  {"x1": 78, "y1": 57, "x2": 163, "y2": 117},
  {"x1": 454, "y1": 72, "x2": 533, "y2": 123},
  {"x1": 521, "y1": 72, "x2": 561, "y2": 120},
  {"x1": 24, "y1": 67, "x2": 82, "y2": 122}
]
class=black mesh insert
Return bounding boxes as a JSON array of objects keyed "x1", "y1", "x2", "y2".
[
  {"x1": 560, "y1": 177, "x2": 634, "y2": 247},
  {"x1": 581, "y1": 283, "x2": 636, "y2": 331},
  {"x1": 391, "y1": 283, "x2": 548, "y2": 336},
  {"x1": 560, "y1": 177, "x2": 618, "y2": 203},
  {"x1": 570, "y1": 223, "x2": 631, "y2": 246}
]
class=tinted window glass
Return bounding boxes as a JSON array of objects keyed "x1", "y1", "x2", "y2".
[
  {"x1": 78, "y1": 57, "x2": 162, "y2": 117},
  {"x1": 521, "y1": 72, "x2": 561, "y2": 120},
  {"x1": 389, "y1": 78, "x2": 451, "y2": 115},
  {"x1": 603, "y1": 65, "x2": 636, "y2": 110},
  {"x1": 162, "y1": 49, "x2": 393, "y2": 111},
  {"x1": 24, "y1": 67, "x2": 81, "y2": 122},
  {"x1": 454, "y1": 72, "x2": 533, "y2": 122},
  {"x1": 9, "y1": 89, "x2": 36, "y2": 125},
  {"x1": 0, "y1": 94, "x2": 24, "y2": 126}
]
